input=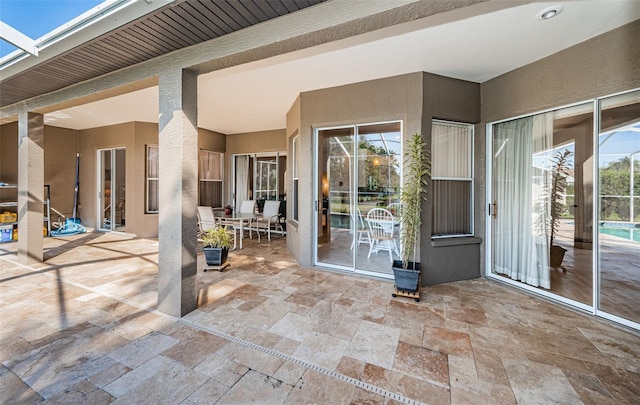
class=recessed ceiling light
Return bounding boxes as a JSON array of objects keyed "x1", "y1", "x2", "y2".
[{"x1": 536, "y1": 5, "x2": 564, "y2": 20}]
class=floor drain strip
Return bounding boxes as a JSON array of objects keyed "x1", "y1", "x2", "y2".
[{"x1": 181, "y1": 319, "x2": 423, "y2": 405}]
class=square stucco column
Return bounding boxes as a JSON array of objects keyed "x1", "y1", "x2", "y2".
[
  {"x1": 17, "y1": 111, "x2": 44, "y2": 263},
  {"x1": 157, "y1": 69, "x2": 198, "y2": 317}
]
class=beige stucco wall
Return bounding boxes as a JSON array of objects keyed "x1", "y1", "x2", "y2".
[
  {"x1": 77, "y1": 121, "x2": 226, "y2": 238},
  {"x1": 422, "y1": 73, "x2": 482, "y2": 285},
  {"x1": 224, "y1": 129, "x2": 286, "y2": 206},
  {"x1": 133, "y1": 122, "x2": 161, "y2": 237},
  {"x1": 482, "y1": 20, "x2": 640, "y2": 122},
  {"x1": 0, "y1": 122, "x2": 18, "y2": 183},
  {"x1": 3, "y1": 119, "x2": 225, "y2": 236},
  {"x1": 1, "y1": 122, "x2": 78, "y2": 224},
  {"x1": 44, "y1": 126, "x2": 81, "y2": 221},
  {"x1": 285, "y1": 97, "x2": 301, "y2": 255},
  {"x1": 200, "y1": 127, "x2": 226, "y2": 152},
  {"x1": 284, "y1": 72, "x2": 481, "y2": 282},
  {"x1": 79, "y1": 122, "x2": 136, "y2": 233}
]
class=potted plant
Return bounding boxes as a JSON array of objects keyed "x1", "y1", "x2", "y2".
[
  {"x1": 224, "y1": 204, "x2": 233, "y2": 215},
  {"x1": 392, "y1": 133, "x2": 430, "y2": 300},
  {"x1": 548, "y1": 149, "x2": 572, "y2": 270},
  {"x1": 201, "y1": 226, "x2": 233, "y2": 267}
]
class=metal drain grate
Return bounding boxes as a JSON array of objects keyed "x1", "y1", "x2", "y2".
[{"x1": 181, "y1": 319, "x2": 425, "y2": 405}]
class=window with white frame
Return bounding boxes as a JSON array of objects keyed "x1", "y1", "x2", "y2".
[
  {"x1": 146, "y1": 145, "x2": 159, "y2": 213},
  {"x1": 254, "y1": 157, "x2": 277, "y2": 201},
  {"x1": 431, "y1": 120, "x2": 474, "y2": 236},
  {"x1": 199, "y1": 150, "x2": 223, "y2": 208},
  {"x1": 292, "y1": 135, "x2": 299, "y2": 221}
]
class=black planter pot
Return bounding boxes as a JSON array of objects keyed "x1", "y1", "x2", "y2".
[
  {"x1": 392, "y1": 260, "x2": 421, "y2": 292},
  {"x1": 550, "y1": 245, "x2": 567, "y2": 271},
  {"x1": 203, "y1": 247, "x2": 229, "y2": 267}
]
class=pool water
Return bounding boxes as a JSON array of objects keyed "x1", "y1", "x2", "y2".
[{"x1": 599, "y1": 223, "x2": 640, "y2": 243}]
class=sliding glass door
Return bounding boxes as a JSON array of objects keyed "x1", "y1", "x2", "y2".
[
  {"x1": 315, "y1": 122, "x2": 402, "y2": 276},
  {"x1": 490, "y1": 103, "x2": 594, "y2": 307},
  {"x1": 232, "y1": 153, "x2": 286, "y2": 214},
  {"x1": 97, "y1": 148, "x2": 126, "y2": 232},
  {"x1": 489, "y1": 88, "x2": 640, "y2": 329}
]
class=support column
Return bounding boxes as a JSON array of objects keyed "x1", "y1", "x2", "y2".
[
  {"x1": 17, "y1": 111, "x2": 44, "y2": 263},
  {"x1": 157, "y1": 69, "x2": 198, "y2": 317}
]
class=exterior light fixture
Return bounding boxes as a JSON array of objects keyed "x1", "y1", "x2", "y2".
[{"x1": 536, "y1": 5, "x2": 564, "y2": 20}]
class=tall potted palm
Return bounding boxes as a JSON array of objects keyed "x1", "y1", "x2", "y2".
[{"x1": 392, "y1": 133, "x2": 430, "y2": 300}]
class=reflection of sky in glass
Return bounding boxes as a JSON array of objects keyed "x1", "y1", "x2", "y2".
[
  {"x1": 599, "y1": 126, "x2": 640, "y2": 167},
  {"x1": 533, "y1": 143, "x2": 575, "y2": 171},
  {"x1": 360, "y1": 132, "x2": 402, "y2": 155},
  {"x1": 532, "y1": 123, "x2": 640, "y2": 170}
]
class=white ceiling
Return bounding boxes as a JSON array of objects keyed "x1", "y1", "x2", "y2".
[{"x1": 43, "y1": 0, "x2": 640, "y2": 134}]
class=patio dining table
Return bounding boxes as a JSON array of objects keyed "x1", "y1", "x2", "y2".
[{"x1": 217, "y1": 212, "x2": 257, "y2": 249}]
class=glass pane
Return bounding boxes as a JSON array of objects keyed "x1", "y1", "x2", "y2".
[
  {"x1": 255, "y1": 157, "x2": 277, "y2": 202},
  {"x1": 100, "y1": 150, "x2": 112, "y2": 230},
  {"x1": 433, "y1": 180, "x2": 471, "y2": 236},
  {"x1": 432, "y1": 122, "x2": 472, "y2": 178},
  {"x1": 114, "y1": 148, "x2": 126, "y2": 231},
  {"x1": 199, "y1": 181, "x2": 222, "y2": 208},
  {"x1": 148, "y1": 180, "x2": 159, "y2": 212},
  {"x1": 199, "y1": 150, "x2": 222, "y2": 180},
  {"x1": 492, "y1": 103, "x2": 593, "y2": 305},
  {"x1": 147, "y1": 146, "x2": 159, "y2": 178},
  {"x1": 355, "y1": 123, "x2": 402, "y2": 274},
  {"x1": 598, "y1": 89, "x2": 640, "y2": 323},
  {"x1": 317, "y1": 127, "x2": 354, "y2": 268}
]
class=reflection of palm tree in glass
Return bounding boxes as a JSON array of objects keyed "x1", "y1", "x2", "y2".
[
  {"x1": 327, "y1": 134, "x2": 401, "y2": 217},
  {"x1": 600, "y1": 156, "x2": 640, "y2": 221}
]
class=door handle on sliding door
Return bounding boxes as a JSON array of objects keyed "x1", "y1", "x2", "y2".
[{"x1": 492, "y1": 201, "x2": 497, "y2": 218}]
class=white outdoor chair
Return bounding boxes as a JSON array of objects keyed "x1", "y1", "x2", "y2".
[
  {"x1": 366, "y1": 208, "x2": 399, "y2": 262},
  {"x1": 197, "y1": 206, "x2": 237, "y2": 250},
  {"x1": 351, "y1": 207, "x2": 372, "y2": 250},
  {"x1": 239, "y1": 200, "x2": 256, "y2": 214},
  {"x1": 251, "y1": 200, "x2": 282, "y2": 242},
  {"x1": 233, "y1": 200, "x2": 256, "y2": 240}
]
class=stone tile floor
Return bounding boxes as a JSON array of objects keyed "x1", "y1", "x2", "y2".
[{"x1": 0, "y1": 232, "x2": 639, "y2": 404}]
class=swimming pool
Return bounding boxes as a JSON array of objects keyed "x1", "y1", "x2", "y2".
[{"x1": 599, "y1": 222, "x2": 640, "y2": 243}]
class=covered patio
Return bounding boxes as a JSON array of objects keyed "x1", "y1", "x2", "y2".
[{"x1": 1, "y1": 234, "x2": 638, "y2": 404}]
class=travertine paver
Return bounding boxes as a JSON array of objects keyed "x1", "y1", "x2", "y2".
[{"x1": 1, "y1": 233, "x2": 639, "y2": 404}]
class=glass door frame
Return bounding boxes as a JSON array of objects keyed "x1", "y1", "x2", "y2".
[
  {"x1": 485, "y1": 90, "x2": 640, "y2": 331},
  {"x1": 96, "y1": 147, "x2": 126, "y2": 232},
  {"x1": 313, "y1": 120, "x2": 402, "y2": 279}
]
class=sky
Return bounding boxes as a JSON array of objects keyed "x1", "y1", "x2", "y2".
[{"x1": 0, "y1": 0, "x2": 103, "y2": 57}]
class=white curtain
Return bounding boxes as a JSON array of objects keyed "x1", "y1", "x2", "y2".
[
  {"x1": 235, "y1": 155, "x2": 250, "y2": 212},
  {"x1": 493, "y1": 113, "x2": 552, "y2": 289}
]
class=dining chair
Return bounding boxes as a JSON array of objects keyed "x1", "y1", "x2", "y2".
[
  {"x1": 233, "y1": 200, "x2": 256, "y2": 240},
  {"x1": 366, "y1": 208, "x2": 398, "y2": 262},
  {"x1": 197, "y1": 206, "x2": 237, "y2": 250},
  {"x1": 239, "y1": 200, "x2": 256, "y2": 214},
  {"x1": 351, "y1": 207, "x2": 372, "y2": 250},
  {"x1": 251, "y1": 200, "x2": 282, "y2": 242}
]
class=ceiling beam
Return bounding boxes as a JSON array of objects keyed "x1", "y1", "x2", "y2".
[{"x1": 0, "y1": 22, "x2": 38, "y2": 56}]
